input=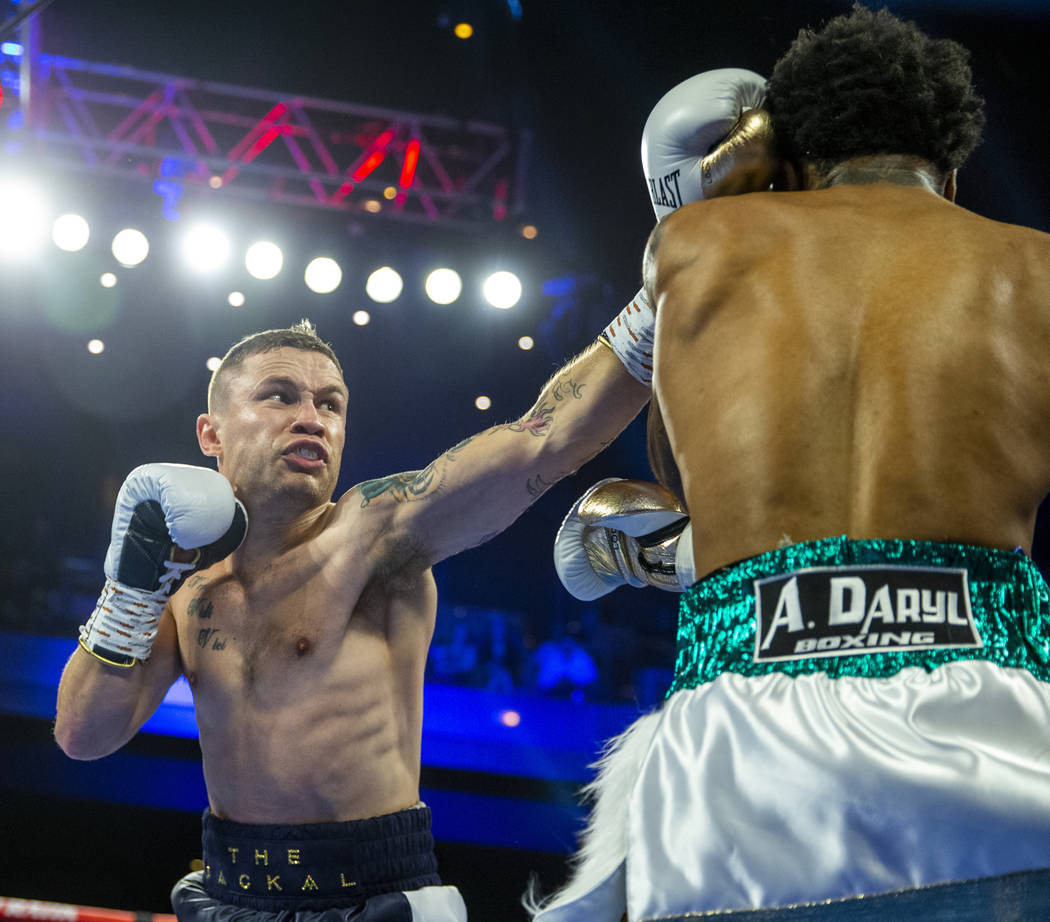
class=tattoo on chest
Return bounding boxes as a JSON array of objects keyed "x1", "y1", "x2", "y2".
[
  {"x1": 197, "y1": 627, "x2": 226, "y2": 651},
  {"x1": 187, "y1": 596, "x2": 213, "y2": 619}
]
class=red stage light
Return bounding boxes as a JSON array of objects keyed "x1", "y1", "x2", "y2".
[{"x1": 400, "y1": 139, "x2": 421, "y2": 189}]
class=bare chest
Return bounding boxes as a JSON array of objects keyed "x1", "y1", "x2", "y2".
[{"x1": 173, "y1": 550, "x2": 370, "y2": 694}]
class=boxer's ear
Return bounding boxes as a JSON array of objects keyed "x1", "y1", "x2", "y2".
[{"x1": 197, "y1": 413, "x2": 221, "y2": 459}]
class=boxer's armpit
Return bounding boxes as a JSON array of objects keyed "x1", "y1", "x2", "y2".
[{"x1": 359, "y1": 465, "x2": 441, "y2": 506}]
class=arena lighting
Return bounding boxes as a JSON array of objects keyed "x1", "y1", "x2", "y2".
[
  {"x1": 206, "y1": 356, "x2": 221, "y2": 372},
  {"x1": 475, "y1": 395, "x2": 492, "y2": 411},
  {"x1": 352, "y1": 310, "x2": 371, "y2": 326},
  {"x1": 518, "y1": 335, "x2": 534, "y2": 351},
  {"x1": 227, "y1": 291, "x2": 246, "y2": 307},
  {"x1": 482, "y1": 271, "x2": 522, "y2": 309},
  {"x1": 86, "y1": 339, "x2": 105, "y2": 355},
  {"x1": 52, "y1": 213, "x2": 91, "y2": 252},
  {"x1": 244, "y1": 240, "x2": 283, "y2": 280},
  {"x1": 498, "y1": 709, "x2": 521, "y2": 728},
  {"x1": 110, "y1": 228, "x2": 149, "y2": 267},
  {"x1": 182, "y1": 223, "x2": 230, "y2": 272},
  {"x1": 424, "y1": 268, "x2": 462, "y2": 305},
  {"x1": 304, "y1": 256, "x2": 342, "y2": 294},
  {"x1": 521, "y1": 225, "x2": 538, "y2": 239},
  {"x1": 100, "y1": 272, "x2": 117, "y2": 288},
  {"x1": 0, "y1": 178, "x2": 47, "y2": 259},
  {"x1": 365, "y1": 266, "x2": 403, "y2": 303},
  {"x1": 454, "y1": 22, "x2": 474, "y2": 39}
]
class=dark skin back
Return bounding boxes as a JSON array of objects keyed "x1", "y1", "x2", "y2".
[{"x1": 647, "y1": 160, "x2": 1050, "y2": 581}]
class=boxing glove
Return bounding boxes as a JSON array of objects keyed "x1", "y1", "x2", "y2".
[
  {"x1": 603, "y1": 69, "x2": 776, "y2": 385},
  {"x1": 554, "y1": 478, "x2": 696, "y2": 601},
  {"x1": 79, "y1": 463, "x2": 248, "y2": 667},
  {"x1": 642, "y1": 67, "x2": 775, "y2": 219}
]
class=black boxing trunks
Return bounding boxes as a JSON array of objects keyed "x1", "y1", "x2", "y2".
[{"x1": 171, "y1": 804, "x2": 466, "y2": 922}]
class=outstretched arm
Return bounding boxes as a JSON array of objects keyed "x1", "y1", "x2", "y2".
[{"x1": 355, "y1": 338, "x2": 650, "y2": 568}]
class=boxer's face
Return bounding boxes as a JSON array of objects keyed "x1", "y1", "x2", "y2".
[{"x1": 198, "y1": 347, "x2": 348, "y2": 509}]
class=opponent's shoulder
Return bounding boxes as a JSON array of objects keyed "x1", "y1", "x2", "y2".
[{"x1": 649, "y1": 192, "x2": 783, "y2": 276}]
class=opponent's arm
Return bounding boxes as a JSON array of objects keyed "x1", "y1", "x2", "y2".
[{"x1": 54, "y1": 464, "x2": 246, "y2": 759}]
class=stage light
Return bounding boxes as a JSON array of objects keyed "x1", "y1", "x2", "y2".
[
  {"x1": 425, "y1": 268, "x2": 462, "y2": 305},
  {"x1": 245, "y1": 240, "x2": 283, "y2": 279},
  {"x1": 483, "y1": 271, "x2": 522, "y2": 309},
  {"x1": 518, "y1": 336, "x2": 534, "y2": 351},
  {"x1": 100, "y1": 272, "x2": 117, "y2": 288},
  {"x1": 353, "y1": 310, "x2": 371, "y2": 326},
  {"x1": 383, "y1": 186, "x2": 397, "y2": 200},
  {"x1": 111, "y1": 228, "x2": 149, "y2": 267},
  {"x1": 475, "y1": 395, "x2": 492, "y2": 411},
  {"x1": 366, "y1": 266, "x2": 403, "y2": 303},
  {"x1": 304, "y1": 257, "x2": 342, "y2": 294},
  {"x1": 521, "y1": 225, "x2": 538, "y2": 239},
  {"x1": 52, "y1": 213, "x2": 90, "y2": 252},
  {"x1": 206, "y1": 356, "x2": 221, "y2": 372},
  {"x1": 87, "y1": 339, "x2": 105, "y2": 355},
  {"x1": 228, "y1": 291, "x2": 245, "y2": 307},
  {"x1": 454, "y1": 22, "x2": 474, "y2": 39},
  {"x1": 498, "y1": 709, "x2": 521, "y2": 728},
  {"x1": 364, "y1": 199, "x2": 382, "y2": 213},
  {"x1": 1, "y1": 42, "x2": 23, "y2": 56},
  {"x1": 182, "y1": 223, "x2": 230, "y2": 272},
  {"x1": 208, "y1": 176, "x2": 223, "y2": 189},
  {"x1": 0, "y1": 179, "x2": 47, "y2": 259}
]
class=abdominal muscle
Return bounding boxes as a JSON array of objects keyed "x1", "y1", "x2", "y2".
[{"x1": 175, "y1": 565, "x2": 433, "y2": 824}]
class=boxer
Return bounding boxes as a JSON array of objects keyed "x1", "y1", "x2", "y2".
[
  {"x1": 531, "y1": 8, "x2": 1050, "y2": 921},
  {"x1": 54, "y1": 307, "x2": 650, "y2": 922}
]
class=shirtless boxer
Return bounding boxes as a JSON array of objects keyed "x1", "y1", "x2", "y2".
[
  {"x1": 53, "y1": 316, "x2": 649, "y2": 921},
  {"x1": 534, "y1": 7, "x2": 1050, "y2": 921}
]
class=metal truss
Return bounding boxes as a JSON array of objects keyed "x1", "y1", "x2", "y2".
[{"x1": 2, "y1": 50, "x2": 528, "y2": 231}]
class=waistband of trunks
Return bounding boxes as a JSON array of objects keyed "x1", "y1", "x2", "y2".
[
  {"x1": 200, "y1": 803, "x2": 441, "y2": 911},
  {"x1": 669, "y1": 536, "x2": 1050, "y2": 694}
]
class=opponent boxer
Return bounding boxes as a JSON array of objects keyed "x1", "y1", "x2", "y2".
[
  {"x1": 531, "y1": 7, "x2": 1050, "y2": 921},
  {"x1": 54, "y1": 314, "x2": 650, "y2": 921}
]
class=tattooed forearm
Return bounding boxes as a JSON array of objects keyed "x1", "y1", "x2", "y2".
[
  {"x1": 497, "y1": 403, "x2": 555, "y2": 437},
  {"x1": 551, "y1": 377, "x2": 585, "y2": 402}
]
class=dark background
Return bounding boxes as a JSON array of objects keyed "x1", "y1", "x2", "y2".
[{"x1": 1, "y1": 0, "x2": 1048, "y2": 918}]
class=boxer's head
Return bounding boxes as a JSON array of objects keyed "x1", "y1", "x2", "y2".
[
  {"x1": 207, "y1": 319, "x2": 343, "y2": 414},
  {"x1": 199, "y1": 319, "x2": 348, "y2": 508},
  {"x1": 766, "y1": 4, "x2": 985, "y2": 186}
]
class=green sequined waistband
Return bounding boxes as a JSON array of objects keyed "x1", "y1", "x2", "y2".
[{"x1": 668, "y1": 536, "x2": 1050, "y2": 695}]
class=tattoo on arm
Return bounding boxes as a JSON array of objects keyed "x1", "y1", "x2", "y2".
[{"x1": 526, "y1": 474, "x2": 554, "y2": 498}]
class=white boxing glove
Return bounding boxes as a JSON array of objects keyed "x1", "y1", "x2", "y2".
[
  {"x1": 642, "y1": 67, "x2": 773, "y2": 220},
  {"x1": 554, "y1": 478, "x2": 695, "y2": 601},
  {"x1": 80, "y1": 463, "x2": 248, "y2": 667},
  {"x1": 603, "y1": 69, "x2": 777, "y2": 385}
]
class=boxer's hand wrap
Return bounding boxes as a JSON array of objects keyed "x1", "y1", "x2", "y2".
[
  {"x1": 554, "y1": 478, "x2": 693, "y2": 601},
  {"x1": 600, "y1": 287, "x2": 654, "y2": 386},
  {"x1": 642, "y1": 67, "x2": 774, "y2": 220},
  {"x1": 80, "y1": 463, "x2": 248, "y2": 667}
]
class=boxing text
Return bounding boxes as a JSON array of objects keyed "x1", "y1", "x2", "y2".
[
  {"x1": 649, "y1": 169, "x2": 683, "y2": 211},
  {"x1": 752, "y1": 566, "x2": 982, "y2": 663}
]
